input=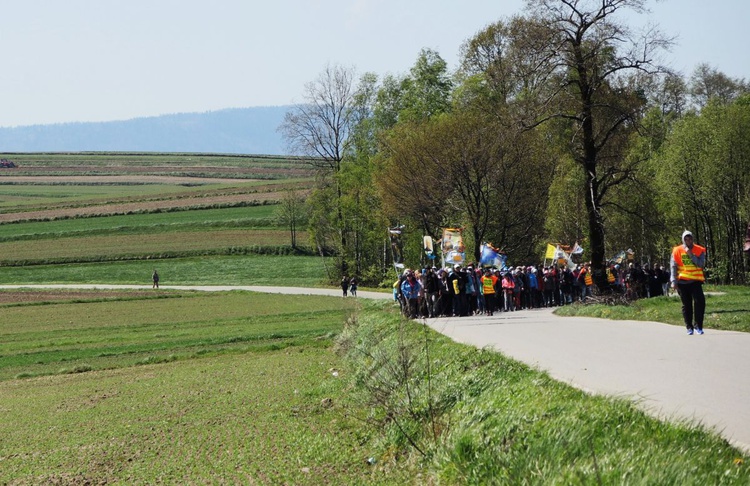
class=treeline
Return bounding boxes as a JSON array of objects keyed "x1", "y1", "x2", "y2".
[{"x1": 278, "y1": 0, "x2": 750, "y2": 286}]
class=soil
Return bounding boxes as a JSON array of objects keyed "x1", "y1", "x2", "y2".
[{"x1": 0, "y1": 290, "x2": 157, "y2": 304}]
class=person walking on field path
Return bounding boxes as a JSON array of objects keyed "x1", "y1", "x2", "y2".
[
  {"x1": 152, "y1": 269, "x2": 159, "y2": 289},
  {"x1": 670, "y1": 230, "x2": 706, "y2": 335},
  {"x1": 340, "y1": 275, "x2": 350, "y2": 297}
]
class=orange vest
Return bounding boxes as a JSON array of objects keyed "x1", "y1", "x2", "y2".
[
  {"x1": 482, "y1": 276, "x2": 496, "y2": 295},
  {"x1": 672, "y1": 244, "x2": 706, "y2": 282},
  {"x1": 584, "y1": 271, "x2": 593, "y2": 286},
  {"x1": 606, "y1": 269, "x2": 615, "y2": 283}
]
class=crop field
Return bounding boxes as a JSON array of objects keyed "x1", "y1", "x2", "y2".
[
  {"x1": 0, "y1": 153, "x2": 400, "y2": 484},
  {"x1": 0, "y1": 291, "x2": 351, "y2": 382},
  {"x1": 0, "y1": 292, "x2": 407, "y2": 484},
  {"x1": 0, "y1": 152, "x2": 326, "y2": 285},
  {"x1": 0, "y1": 152, "x2": 314, "y2": 178}
]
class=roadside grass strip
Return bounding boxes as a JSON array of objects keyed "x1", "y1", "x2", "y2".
[
  {"x1": 555, "y1": 285, "x2": 750, "y2": 333},
  {"x1": 336, "y1": 302, "x2": 749, "y2": 483}
]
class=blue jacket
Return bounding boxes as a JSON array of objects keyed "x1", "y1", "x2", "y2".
[{"x1": 401, "y1": 278, "x2": 422, "y2": 300}]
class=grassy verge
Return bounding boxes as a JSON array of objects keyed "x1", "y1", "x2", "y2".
[
  {"x1": 554, "y1": 285, "x2": 750, "y2": 333},
  {"x1": 336, "y1": 302, "x2": 749, "y2": 483}
]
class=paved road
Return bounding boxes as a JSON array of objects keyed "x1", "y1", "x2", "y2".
[{"x1": 3, "y1": 284, "x2": 749, "y2": 452}]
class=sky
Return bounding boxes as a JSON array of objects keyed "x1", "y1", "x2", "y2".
[{"x1": 1, "y1": 0, "x2": 748, "y2": 128}]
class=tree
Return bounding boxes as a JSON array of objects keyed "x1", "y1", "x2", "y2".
[
  {"x1": 279, "y1": 64, "x2": 356, "y2": 172},
  {"x1": 516, "y1": 0, "x2": 671, "y2": 286},
  {"x1": 377, "y1": 109, "x2": 555, "y2": 264},
  {"x1": 399, "y1": 48, "x2": 454, "y2": 123},
  {"x1": 279, "y1": 64, "x2": 358, "y2": 275},
  {"x1": 689, "y1": 63, "x2": 749, "y2": 108},
  {"x1": 274, "y1": 189, "x2": 308, "y2": 249},
  {"x1": 654, "y1": 97, "x2": 750, "y2": 283}
]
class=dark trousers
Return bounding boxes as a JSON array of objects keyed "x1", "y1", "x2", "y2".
[
  {"x1": 677, "y1": 281, "x2": 705, "y2": 330},
  {"x1": 407, "y1": 298, "x2": 419, "y2": 319},
  {"x1": 485, "y1": 293, "x2": 495, "y2": 315}
]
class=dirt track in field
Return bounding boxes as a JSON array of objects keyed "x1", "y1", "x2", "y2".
[
  {"x1": 0, "y1": 175, "x2": 259, "y2": 185},
  {"x1": 1, "y1": 165, "x2": 313, "y2": 178},
  {"x1": 0, "y1": 290, "x2": 157, "y2": 304}
]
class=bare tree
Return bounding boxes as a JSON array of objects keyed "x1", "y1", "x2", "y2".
[
  {"x1": 279, "y1": 64, "x2": 358, "y2": 274},
  {"x1": 279, "y1": 64, "x2": 356, "y2": 173},
  {"x1": 689, "y1": 63, "x2": 749, "y2": 108}
]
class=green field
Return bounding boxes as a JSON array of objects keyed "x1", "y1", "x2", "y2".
[
  {"x1": 0, "y1": 291, "x2": 351, "y2": 382},
  {"x1": 0, "y1": 293, "x2": 407, "y2": 484},
  {"x1": 2, "y1": 153, "x2": 747, "y2": 483},
  {"x1": 0, "y1": 153, "x2": 323, "y2": 282},
  {"x1": 1, "y1": 295, "x2": 747, "y2": 483},
  {"x1": 0, "y1": 205, "x2": 279, "y2": 241}
]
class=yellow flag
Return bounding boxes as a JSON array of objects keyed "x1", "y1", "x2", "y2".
[{"x1": 545, "y1": 244, "x2": 557, "y2": 259}]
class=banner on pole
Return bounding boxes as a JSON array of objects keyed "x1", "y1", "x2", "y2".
[
  {"x1": 389, "y1": 226, "x2": 404, "y2": 266},
  {"x1": 480, "y1": 243, "x2": 507, "y2": 268},
  {"x1": 442, "y1": 228, "x2": 465, "y2": 266}
]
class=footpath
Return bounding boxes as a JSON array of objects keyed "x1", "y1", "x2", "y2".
[{"x1": 2, "y1": 284, "x2": 749, "y2": 453}]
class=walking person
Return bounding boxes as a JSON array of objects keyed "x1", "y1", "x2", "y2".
[
  {"x1": 400, "y1": 270, "x2": 422, "y2": 319},
  {"x1": 341, "y1": 275, "x2": 350, "y2": 297},
  {"x1": 502, "y1": 272, "x2": 515, "y2": 312},
  {"x1": 670, "y1": 230, "x2": 707, "y2": 335},
  {"x1": 152, "y1": 269, "x2": 159, "y2": 289},
  {"x1": 481, "y1": 269, "x2": 497, "y2": 316},
  {"x1": 349, "y1": 276, "x2": 358, "y2": 297}
]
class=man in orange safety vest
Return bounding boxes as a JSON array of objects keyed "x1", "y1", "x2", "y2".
[{"x1": 670, "y1": 230, "x2": 706, "y2": 335}]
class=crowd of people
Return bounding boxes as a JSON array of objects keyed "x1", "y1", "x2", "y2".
[{"x1": 393, "y1": 260, "x2": 671, "y2": 319}]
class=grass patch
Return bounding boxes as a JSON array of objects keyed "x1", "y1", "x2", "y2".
[
  {"x1": 555, "y1": 285, "x2": 750, "y2": 333},
  {"x1": 0, "y1": 254, "x2": 330, "y2": 286},
  {"x1": 0, "y1": 348, "x2": 405, "y2": 484},
  {"x1": 335, "y1": 302, "x2": 749, "y2": 483},
  {"x1": 0, "y1": 205, "x2": 281, "y2": 241},
  {"x1": 0, "y1": 293, "x2": 409, "y2": 484},
  {"x1": 0, "y1": 291, "x2": 352, "y2": 382}
]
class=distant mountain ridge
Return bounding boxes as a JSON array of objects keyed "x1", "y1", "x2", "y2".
[{"x1": 0, "y1": 106, "x2": 290, "y2": 155}]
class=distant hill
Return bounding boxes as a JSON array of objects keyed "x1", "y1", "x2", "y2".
[{"x1": 0, "y1": 106, "x2": 290, "y2": 155}]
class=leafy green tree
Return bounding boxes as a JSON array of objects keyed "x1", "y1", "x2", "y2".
[
  {"x1": 655, "y1": 97, "x2": 750, "y2": 283},
  {"x1": 689, "y1": 63, "x2": 749, "y2": 108},
  {"x1": 399, "y1": 48, "x2": 454, "y2": 123},
  {"x1": 510, "y1": 0, "x2": 670, "y2": 286},
  {"x1": 377, "y1": 109, "x2": 555, "y2": 264},
  {"x1": 274, "y1": 189, "x2": 308, "y2": 249}
]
